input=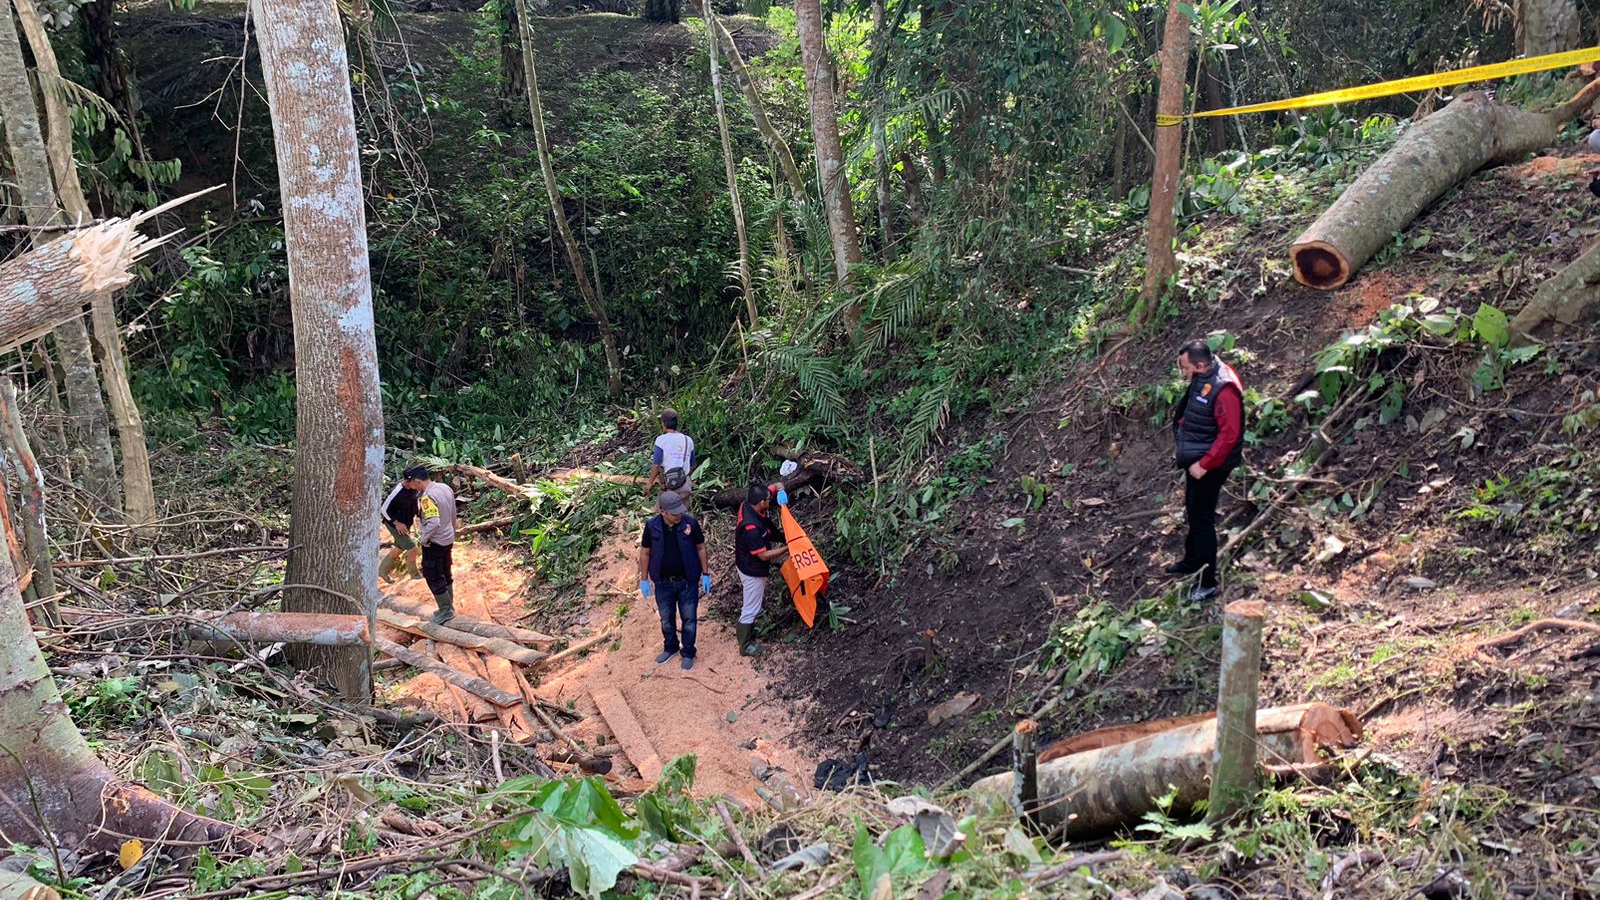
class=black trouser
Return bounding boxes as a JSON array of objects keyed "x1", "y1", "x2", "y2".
[
  {"x1": 422, "y1": 543, "x2": 453, "y2": 597},
  {"x1": 1183, "y1": 465, "x2": 1234, "y2": 589}
]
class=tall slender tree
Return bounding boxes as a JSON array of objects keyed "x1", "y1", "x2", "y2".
[
  {"x1": 795, "y1": 0, "x2": 863, "y2": 293},
  {"x1": 252, "y1": 0, "x2": 386, "y2": 699},
  {"x1": 13, "y1": 0, "x2": 156, "y2": 529},
  {"x1": 514, "y1": 0, "x2": 624, "y2": 396},
  {"x1": 705, "y1": 3, "x2": 756, "y2": 325},
  {"x1": 0, "y1": 0, "x2": 120, "y2": 517},
  {"x1": 1139, "y1": 0, "x2": 1191, "y2": 315}
]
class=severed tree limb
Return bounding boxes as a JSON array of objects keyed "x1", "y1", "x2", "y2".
[
  {"x1": 1510, "y1": 236, "x2": 1600, "y2": 340},
  {"x1": 374, "y1": 638, "x2": 522, "y2": 707},
  {"x1": 376, "y1": 607, "x2": 547, "y2": 666},
  {"x1": 0, "y1": 378, "x2": 56, "y2": 625},
  {"x1": 1292, "y1": 79, "x2": 1600, "y2": 289},
  {"x1": 1473, "y1": 618, "x2": 1600, "y2": 658}
]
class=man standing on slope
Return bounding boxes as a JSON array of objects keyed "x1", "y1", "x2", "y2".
[
  {"x1": 643, "y1": 408, "x2": 696, "y2": 503},
  {"x1": 409, "y1": 465, "x2": 460, "y2": 624},
  {"x1": 733, "y1": 482, "x2": 790, "y2": 658},
  {"x1": 1164, "y1": 339, "x2": 1244, "y2": 601},
  {"x1": 639, "y1": 492, "x2": 712, "y2": 670},
  {"x1": 378, "y1": 474, "x2": 421, "y2": 583}
]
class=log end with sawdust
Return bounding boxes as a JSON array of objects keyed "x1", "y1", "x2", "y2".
[
  {"x1": 968, "y1": 702, "x2": 1362, "y2": 838},
  {"x1": 1290, "y1": 80, "x2": 1600, "y2": 291}
]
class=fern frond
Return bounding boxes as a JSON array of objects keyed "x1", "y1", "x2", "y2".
[{"x1": 898, "y1": 382, "x2": 951, "y2": 471}]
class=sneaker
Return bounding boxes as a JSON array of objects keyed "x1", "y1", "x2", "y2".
[
  {"x1": 655, "y1": 650, "x2": 677, "y2": 664},
  {"x1": 1164, "y1": 561, "x2": 1198, "y2": 576},
  {"x1": 1189, "y1": 585, "x2": 1219, "y2": 602},
  {"x1": 680, "y1": 655, "x2": 695, "y2": 671}
]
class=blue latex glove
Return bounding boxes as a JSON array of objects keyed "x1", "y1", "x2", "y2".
[
  {"x1": 640, "y1": 579, "x2": 653, "y2": 599},
  {"x1": 776, "y1": 489, "x2": 789, "y2": 506},
  {"x1": 700, "y1": 574, "x2": 713, "y2": 595}
]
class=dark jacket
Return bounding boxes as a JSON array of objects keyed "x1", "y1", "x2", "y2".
[
  {"x1": 1172, "y1": 360, "x2": 1244, "y2": 468},
  {"x1": 735, "y1": 502, "x2": 777, "y2": 577},
  {"x1": 643, "y1": 513, "x2": 703, "y2": 584}
]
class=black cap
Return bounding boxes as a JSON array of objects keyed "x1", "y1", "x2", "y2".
[{"x1": 403, "y1": 465, "x2": 431, "y2": 481}]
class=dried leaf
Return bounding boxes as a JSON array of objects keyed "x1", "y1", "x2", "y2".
[
  {"x1": 927, "y1": 692, "x2": 980, "y2": 726},
  {"x1": 119, "y1": 839, "x2": 144, "y2": 870}
]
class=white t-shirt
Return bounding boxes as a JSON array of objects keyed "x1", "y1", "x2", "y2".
[{"x1": 653, "y1": 432, "x2": 695, "y2": 473}]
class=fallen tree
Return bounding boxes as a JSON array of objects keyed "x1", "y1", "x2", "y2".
[
  {"x1": 1510, "y1": 239, "x2": 1600, "y2": 339},
  {"x1": 1291, "y1": 79, "x2": 1600, "y2": 290},
  {"x1": 968, "y1": 703, "x2": 1361, "y2": 838},
  {"x1": 708, "y1": 451, "x2": 864, "y2": 509}
]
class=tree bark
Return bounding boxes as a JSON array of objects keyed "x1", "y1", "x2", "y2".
[
  {"x1": 704, "y1": 9, "x2": 806, "y2": 202},
  {"x1": 1516, "y1": 0, "x2": 1581, "y2": 57},
  {"x1": 514, "y1": 0, "x2": 624, "y2": 397},
  {"x1": 0, "y1": 221, "x2": 166, "y2": 356},
  {"x1": 795, "y1": 0, "x2": 863, "y2": 294},
  {"x1": 704, "y1": 3, "x2": 756, "y2": 325},
  {"x1": 1010, "y1": 719, "x2": 1039, "y2": 828},
  {"x1": 1292, "y1": 82, "x2": 1600, "y2": 290},
  {"x1": 1511, "y1": 236, "x2": 1600, "y2": 339},
  {"x1": 14, "y1": 0, "x2": 156, "y2": 529},
  {"x1": 1139, "y1": 0, "x2": 1191, "y2": 311},
  {"x1": 0, "y1": 378, "x2": 56, "y2": 625},
  {"x1": 252, "y1": 0, "x2": 386, "y2": 700},
  {"x1": 1207, "y1": 600, "x2": 1264, "y2": 824},
  {"x1": 497, "y1": 0, "x2": 524, "y2": 108},
  {"x1": 970, "y1": 703, "x2": 1361, "y2": 838},
  {"x1": 0, "y1": 4, "x2": 120, "y2": 518}
]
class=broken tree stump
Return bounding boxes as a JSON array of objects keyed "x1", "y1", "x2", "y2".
[
  {"x1": 969, "y1": 703, "x2": 1361, "y2": 837},
  {"x1": 1011, "y1": 719, "x2": 1040, "y2": 829},
  {"x1": 591, "y1": 687, "x2": 663, "y2": 782},
  {"x1": 1291, "y1": 80, "x2": 1600, "y2": 290},
  {"x1": 1208, "y1": 600, "x2": 1265, "y2": 824}
]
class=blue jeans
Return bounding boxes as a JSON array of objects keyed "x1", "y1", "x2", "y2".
[{"x1": 655, "y1": 578, "x2": 698, "y2": 658}]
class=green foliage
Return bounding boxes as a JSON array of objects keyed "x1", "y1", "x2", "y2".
[
  {"x1": 1040, "y1": 591, "x2": 1193, "y2": 684},
  {"x1": 66, "y1": 676, "x2": 149, "y2": 730},
  {"x1": 490, "y1": 777, "x2": 641, "y2": 900}
]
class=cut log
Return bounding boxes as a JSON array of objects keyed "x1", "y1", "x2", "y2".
[
  {"x1": 970, "y1": 703, "x2": 1361, "y2": 837},
  {"x1": 373, "y1": 638, "x2": 521, "y2": 707},
  {"x1": 437, "y1": 644, "x2": 500, "y2": 722},
  {"x1": 591, "y1": 687, "x2": 663, "y2": 782},
  {"x1": 459, "y1": 515, "x2": 515, "y2": 536},
  {"x1": 186, "y1": 611, "x2": 369, "y2": 646},
  {"x1": 1291, "y1": 80, "x2": 1600, "y2": 290},
  {"x1": 1207, "y1": 600, "x2": 1265, "y2": 823},
  {"x1": 709, "y1": 453, "x2": 864, "y2": 509},
  {"x1": 1510, "y1": 238, "x2": 1600, "y2": 339},
  {"x1": 375, "y1": 607, "x2": 547, "y2": 665},
  {"x1": 380, "y1": 594, "x2": 554, "y2": 646}
]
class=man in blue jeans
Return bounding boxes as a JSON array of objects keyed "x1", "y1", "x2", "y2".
[{"x1": 638, "y1": 492, "x2": 712, "y2": 670}]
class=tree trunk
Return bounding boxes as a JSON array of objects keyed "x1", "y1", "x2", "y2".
[
  {"x1": 969, "y1": 703, "x2": 1361, "y2": 838},
  {"x1": 1291, "y1": 82, "x2": 1600, "y2": 290},
  {"x1": 1516, "y1": 0, "x2": 1581, "y2": 57},
  {"x1": 871, "y1": 0, "x2": 895, "y2": 260},
  {"x1": 0, "y1": 4, "x2": 120, "y2": 518},
  {"x1": 704, "y1": 3, "x2": 756, "y2": 325},
  {"x1": 14, "y1": 0, "x2": 155, "y2": 529},
  {"x1": 1207, "y1": 600, "x2": 1264, "y2": 824},
  {"x1": 252, "y1": 0, "x2": 386, "y2": 701},
  {"x1": 1511, "y1": 238, "x2": 1600, "y2": 339},
  {"x1": 514, "y1": 0, "x2": 624, "y2": 397},
  {"x1": 497, "y1": 0, "x2": 524, "y2": 108},
  {"x1": 795, "y1": 0, "x2": 863, "y2": 294},
  {"x1": 641, "y1": 0, "x2": 681, "y2": 23},
  {"x1": 1139, "y1": 0, "x2": 1191, "y2": 311},
  {"x1": 0, "y1": 226, "x2": 234, "y2": 856},
  {"x1": 0, "y1": 378, "x2": 57, "y2": 625},
  {"x1": 1200, "y1": 56, "x2": 1227, "y2": 154},
  {"x1": 702, "y1": 7, "x2": 806, "y2": 202}
]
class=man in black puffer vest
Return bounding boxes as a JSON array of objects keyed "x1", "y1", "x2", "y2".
[{"x1": 1165, "y1": 339, "x2": 1244, "y2": 601}]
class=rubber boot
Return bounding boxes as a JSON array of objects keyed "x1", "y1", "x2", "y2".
[
  {"x1": 405, "y1": 552, "x2": 422, "y2": 580},
  {"x1": 736, "y1": 622, "x2": 762, "y2": 657},
  {"x1": 378, "y1": 551, "x2": 400, "y2": 584},
  {"x1": 430, "y1": 588, "x2": 455, "y2": 625}
]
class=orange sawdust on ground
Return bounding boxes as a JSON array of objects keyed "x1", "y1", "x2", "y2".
[
  {"x1": 1511, "y1": 151, "x2": 1600, "y2": 180},
  {"x1": 1335, "y1": 270, "x2": 1421, "y2": 328},
  {"x1": 534, "y1": 523, "x2": 817, "y2": 805},
  {"x1": 377, "y1": 524, "x2": 817, "y2": 805}
]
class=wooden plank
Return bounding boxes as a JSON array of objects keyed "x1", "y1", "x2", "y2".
[
  {"x1": 376, "y1": 607, "x2": 548, "y2": 664},
  {"x1": 380, "y1": 594, "x2": 554, "y2": 646},
  {"x1": 591, "y1": 687, "x2": 662, "y2": 782},
  {"x1": 374, "y1": 638, "x2": 522, "y2": 707}
]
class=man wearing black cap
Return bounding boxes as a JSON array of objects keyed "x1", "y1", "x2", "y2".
[
  {"x1": 1164, "y1": 339, "x2": 1244, "y2": 601},
  {"x1": 406, "y1": 465, "x2": 459, "y2": 623},
  {"x1": 734, "y1": 482, "x2": 789, "y2": 658},
  {"x1": 379, "y1": 475, "x2": 421, "y2": 583},
  {"x1": 639, "y1": 491, "x2": 711, "y2": 670},
  {"x1": 643, "y1": 408, "x2": 696, "y2": 502}
]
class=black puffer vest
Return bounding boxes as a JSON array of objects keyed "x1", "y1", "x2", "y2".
[{"x1": 1172, "y1": 360, "x2": 1243, "y2": 468}]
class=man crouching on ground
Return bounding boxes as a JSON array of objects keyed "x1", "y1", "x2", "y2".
[{"x1": 639, "y1": 492, "x2": 712, "y2": 670}]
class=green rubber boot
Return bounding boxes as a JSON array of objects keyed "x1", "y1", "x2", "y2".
[
  {"x1": 431, "y1": 588, "x2": 455, "y2": 625},
  {"x1": 378, "y1": 551, "x2": 401, "y2": 583},
  {"x1": 736, "y1": 622, "x2": 761, "y2": 657}
]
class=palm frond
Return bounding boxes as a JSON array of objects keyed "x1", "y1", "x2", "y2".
[{"x1": 898, "y1": 382, "x2": 951, "y2": 471}]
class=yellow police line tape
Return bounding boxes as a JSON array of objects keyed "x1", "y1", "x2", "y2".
[{"x1": 1155, "y1": 45, "x2": 1600, "y2": 127}]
